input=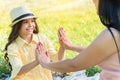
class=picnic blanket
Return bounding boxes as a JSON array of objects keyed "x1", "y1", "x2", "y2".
[{"x1": 53, "y1": 70, "x2": 100, "y2": 80}]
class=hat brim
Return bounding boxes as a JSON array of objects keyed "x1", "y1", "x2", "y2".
[{"x1": 10, "y1": 16, "x2": 37, "y2": 27}]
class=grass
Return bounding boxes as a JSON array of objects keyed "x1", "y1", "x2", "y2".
[
  {"x1": 37, "y1": 7, "x2": 104, "y2": 58},
  {"x1": 0, "y1": 0, "x2": 104, "y2": 78}
]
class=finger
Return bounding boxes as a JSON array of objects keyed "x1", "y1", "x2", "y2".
[
  {"x1": 58, "y1": 28, "x2": 65, "y2": 41},
  {"x1": 59, "y1": 28, "x2": 65, "y2": 38},
  {"x1": 58, "y1": 27, "x2": 61, "y2": 32},
  {"x1": 36, "y1": 44, "x2": 40, "y2": 54},
  {"x1": 45, "y1": 52, "x2": 48, "y2": 57},
  {"x1": 37, "y1": 42, "x2": 44, "y2": 54},
  {"x1": 35, "y1": 48, "x2": 40, "y2": 56},
  {"x1": 60, "y1": 28, "x2": 66, "y2": 37},
  {"x1": 58, "y1": 31, "x2": 62, "y2": 41},
  {"x1": 45, "y1": 52, "x2": 50, "y2": 62},
  {"x1": 36, "y1": 42, "x2": 42, "y2": 50},
  {"x1": 59, "y1": 31, "x2": 66, "y2": 41},
  {"x1": 37, "y1": 45, "x2": 43, "y2": 55},
  {"x1": 38, "y1": 42, "x2": 43, "y2": 47},
  {"x1": 45, "y1": 51, "x2": 50, "y2": 57},
  {"x1": 58, "y1": 27, "x2": 64, "y2": 35},
  {"x1": 58, "y1": 30, "x2": 64, "y2": 43}
]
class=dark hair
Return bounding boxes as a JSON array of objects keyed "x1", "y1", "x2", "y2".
[
  {"x1": 4, "y1": 19, "x2": 39, "y2": 72},
  {"x1": 98, "y1": 0, "x2": 120, "y2": 30},
  {"x1": 98, "y1": 0, "x2": 120, "y2": 63}
]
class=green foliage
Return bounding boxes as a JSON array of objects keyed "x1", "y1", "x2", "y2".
[
  {"x1": 0, "y1": 28, "x2": 10, "y2": 78},
  {"x1": 0, "y1": 53, "x2": 11, "y2": 78},
  {"x1": 85, "y1": 66, "x2": 101, "y2": 77}
]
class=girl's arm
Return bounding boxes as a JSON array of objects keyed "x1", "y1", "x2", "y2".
[{"x1": 17, "y1": 60, "x2": 39, "y2": 75}]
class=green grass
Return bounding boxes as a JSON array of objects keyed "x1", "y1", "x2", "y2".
[{"x1": 0, "y1": 0, "x2": 104, "y2": 78}]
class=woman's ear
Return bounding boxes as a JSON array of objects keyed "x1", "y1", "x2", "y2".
[
  {"x1": 93, "y1": 0, "x2": 99, "y2": 10},
  {"x1": 93, "y1": 0, "x2": 99, "y2": 14}
]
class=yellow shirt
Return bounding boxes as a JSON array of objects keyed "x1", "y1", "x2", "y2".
[{"x1": 7, "y1": 33, "x2": 58, "y2": 80}]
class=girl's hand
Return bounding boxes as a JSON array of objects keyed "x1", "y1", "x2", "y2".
[
  {"x1": 35, "y1": 42, "x2": 50, "y2": 67},
  {"x1": 58, "y1": 27, "x2": 73, "y2": 50}
]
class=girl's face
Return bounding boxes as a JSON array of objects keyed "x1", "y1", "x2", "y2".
[{"x1": 19, "y1": 18, "x2": 36, "y2": 36}]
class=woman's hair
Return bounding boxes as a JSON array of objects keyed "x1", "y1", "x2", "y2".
[
  {"x1": 98, "y1": 0, "x2": 120, "y2": 63},
  {"x1": 4, "y1": 19, "x2": 39, "y2": 72},
  {"x1": 98, "y1": 0, "x2": 120, "y2": 31}
]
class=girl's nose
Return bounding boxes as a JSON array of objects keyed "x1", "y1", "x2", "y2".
[{"x1": 28, "y1": 22, "x2": 33, "y2": 27}]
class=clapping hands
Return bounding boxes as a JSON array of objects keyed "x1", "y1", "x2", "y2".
[
  {"x1": 35, "y1": 42, "x2": 50, "y2": 67},
  {"x1": 58, "y1": 27, "x2": 73, "y2": 50},
  {"x1": 35, "y1": 27, "x2": 73, "y2": 67}
]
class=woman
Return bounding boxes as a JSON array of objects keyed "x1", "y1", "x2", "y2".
[
  {"x1": 36, "y1": 0, "x2": 120, "y2": 80},
  {"x1": 4, "y1": 6, "x2": 64, "y2": 80}
]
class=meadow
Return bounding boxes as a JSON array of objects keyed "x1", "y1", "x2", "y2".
[{"x1": 0, "y1": 0, "x2": 104, "y2": 79}]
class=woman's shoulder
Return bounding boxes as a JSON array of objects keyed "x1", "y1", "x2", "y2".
[
  {"x1": 93, "y1": 28, "x2": 120, "y2": 46},
  {"x1": 102, "y1": 28, "x2": 120, "y2": 38}
]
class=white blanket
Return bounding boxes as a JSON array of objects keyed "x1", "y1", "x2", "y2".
[{"x1": 53, "y1": 70, "x2": 100, "y2": 80}]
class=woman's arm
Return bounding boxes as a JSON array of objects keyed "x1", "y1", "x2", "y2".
[
  {"x1": 37, "y1": 28, "x2": 118, "y2": 73},
  {"x1": 68, "y1": 45, "x2": 86, "y2": 53}
]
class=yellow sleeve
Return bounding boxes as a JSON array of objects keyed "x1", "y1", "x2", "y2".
[
  {"x1": 7, "y1": 43, "x2": 23, "y2": 79},
  {"x1": 47, "y1": 42, "x2": 58, "y2": 62},
  {"x1": 40, "y1": 34, "x2": 58, "y2": 62}
]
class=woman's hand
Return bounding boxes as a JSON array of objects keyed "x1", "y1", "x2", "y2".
[
  {"x1": 58, "y1": 27, "x2": 73, "y2": 50},
  {"x1": 35, "y1": 42, "x2": 50, "y2": 67}
]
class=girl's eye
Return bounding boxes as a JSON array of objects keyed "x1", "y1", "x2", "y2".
[{"x1": 31, "y1": 19, "x2": 35, "y2": 23}]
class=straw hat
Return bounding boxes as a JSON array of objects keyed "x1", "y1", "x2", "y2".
[{"x1": 10, "y1": 6, "x2": 37, "y2": 26}]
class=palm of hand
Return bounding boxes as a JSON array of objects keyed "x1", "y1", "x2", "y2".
[
  {"x1": 58, "y1": 28, "x2": 72, "y2": 50},
  {"x1": 36, "y1": 42, "x2": 50, "y2": 66}
]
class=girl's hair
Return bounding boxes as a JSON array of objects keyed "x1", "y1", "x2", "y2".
[
  {"x1": 98, "y1": 0, "x2": 120, "y2": 63},
  {"x1": 4, "y1": 19, "x2": 39, "y2": 72}
]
